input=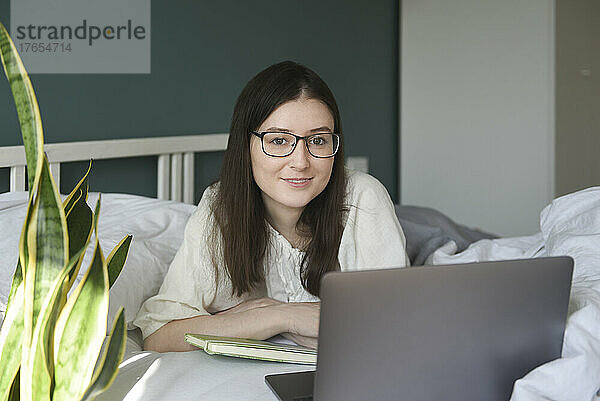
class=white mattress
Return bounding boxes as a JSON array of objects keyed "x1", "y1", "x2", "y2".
[{"x1": 97, "y1": 329, "x2": 312, "y2": 401}]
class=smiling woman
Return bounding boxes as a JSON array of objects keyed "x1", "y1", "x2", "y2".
[
  {"x1": 250, "y1": 98, "x2": 336, "y2": 232},
  {"x1": 133, "y1": 61, "x2": 410, "y2": 352}
]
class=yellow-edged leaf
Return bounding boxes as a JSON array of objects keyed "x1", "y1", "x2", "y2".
[
  {"x1": 28, "y1": 158, "x2": 69, "y2": 323},
  {"x1": 53, "y1": 197, "x2": 109, "y2": 401},
  {"x1": 106, "y1": 235, "x2": 132, "y2": 288},
  {"x1": 12, "y1": 190, "x2": 37, "y2": 401},
  {"x1": 1, "y1": 22, "x2": 48, "y2": 401},
  {"x1": 1, "y1": 150, "x2": 36, "y2": 401},
  {"x1": 0, "y1": 283, "x2": 24, "y2": 401},
  {"x1": 64, "y1": 189, "x2": 93, "y2": 290},
  {"x1": 21, "y1": 158, "x2": 68, "y2": 401},
  {"x1": 7, "y1": 370, "x2": 19, "y2": 401},
  {"x1": 0, "y1": 22, "x2": 44, "y2": 191},
  {"x1": 6, "y1": 261, "x2": 22, "y2": 311},
  {"x1": 28, "y1": 247, "x2": 86, "y2": 401},
  {"x1": 1, "y1": 22, "x2": 128, "y2": 401},
  {"x1": 81, "y1": 308, "x2": 127, "y2": 401},
  {"x1": 63, "y1": 160, "x2": 92, "y2": 214}
]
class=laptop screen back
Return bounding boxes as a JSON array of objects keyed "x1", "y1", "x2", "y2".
[{"x1": 314, "y1": 257, "x2": 573, "y2": 401}]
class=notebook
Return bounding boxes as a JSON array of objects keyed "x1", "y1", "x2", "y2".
[
  {"x1": 185, "y1": 334, "x2": 317, "y2": 365},
  {"x1": 265, "y1": 256, "x2": 573, "y2": 401}
]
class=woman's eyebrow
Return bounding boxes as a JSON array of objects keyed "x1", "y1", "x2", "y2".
[
  {"x1": 309, "y1": 126, "x2": 332, "y2": 133},
  {"x1": 264, "y1": 126, "x2": 332, "y2": 133},
  {"x1": 265, "y1": 127, "x2": 292, "y2": 132}
]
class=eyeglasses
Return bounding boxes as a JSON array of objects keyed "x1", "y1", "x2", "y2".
[{"x1": 251, "y1": 131, "x2": 340, "y2": 158}]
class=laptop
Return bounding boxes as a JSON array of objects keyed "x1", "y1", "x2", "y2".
[{"x1": 265, "y1": 256, "x2": 573, "y2": 401}]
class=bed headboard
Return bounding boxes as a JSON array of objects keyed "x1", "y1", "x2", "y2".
[{"x1": 0, "y1": 134, "x2": 229, "y2": 204}]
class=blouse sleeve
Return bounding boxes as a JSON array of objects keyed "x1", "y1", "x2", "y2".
[
  {"x1": 133, "y1": 187, "x2": 249, "y2": 339},
  {"x1": 339, "y1": 170, "x2": 410, "y2": 271}
]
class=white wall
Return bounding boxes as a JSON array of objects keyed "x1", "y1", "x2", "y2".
[{"x1": 400, "y1": 0, "x2": 554, "y2": 237}]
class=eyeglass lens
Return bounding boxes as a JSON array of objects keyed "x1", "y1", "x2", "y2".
[{"x1": 262, "y1": 133, "x2": 338, "y2": 157}]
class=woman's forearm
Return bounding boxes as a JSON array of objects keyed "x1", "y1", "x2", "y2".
[{"x1": 143, "y1": 304, "x2": 289, "y2": 352}]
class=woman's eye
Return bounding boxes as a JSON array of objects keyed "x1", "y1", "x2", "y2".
[
  {"x1": 309, "y1": 136, "x2": 327, "y2": 146},
  {"x1": 270, "y1": 137, "x2": 288, "y2": 145}
]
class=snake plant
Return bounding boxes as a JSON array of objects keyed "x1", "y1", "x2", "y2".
[{"x1": 0, "y1": 22, "x2": 131, "y2": 401}]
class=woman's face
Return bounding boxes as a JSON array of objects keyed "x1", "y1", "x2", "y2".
[{"x1": 250, "y1": 97, "x2": 336, "y2": 219}]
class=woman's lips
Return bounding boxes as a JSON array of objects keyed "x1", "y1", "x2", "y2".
[{"x1": 282, "y1": 177, "x2": 313, "y2": 188}]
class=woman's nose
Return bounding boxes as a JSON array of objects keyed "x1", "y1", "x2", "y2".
[{"x1": 288, "y1": 139, "x2": 310, "y2": 169}]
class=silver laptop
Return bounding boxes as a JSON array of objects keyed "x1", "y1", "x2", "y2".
[{"x1": 265, "y1": 256, "x2": 573, "y2": 401}]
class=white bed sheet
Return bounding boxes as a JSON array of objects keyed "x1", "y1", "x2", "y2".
[
  {"x1": 1, "y1": 188, "x2": 599, "y2": 400},
  {"x1": 96, "y1": 330, "x2": 312, "y2": 401}
]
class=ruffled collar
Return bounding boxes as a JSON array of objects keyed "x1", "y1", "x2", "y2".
[{"x1": 266, "y1": 222, "x2": 306, "y2": 255}]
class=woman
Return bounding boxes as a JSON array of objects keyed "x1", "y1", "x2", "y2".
[{"x1": 134, "y1": 61, "x2": 409, "y2": 352}]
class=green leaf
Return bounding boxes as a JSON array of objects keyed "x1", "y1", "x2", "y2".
[
  {"x1": 28, "y1": 158, "x2": 69, "y2": 322},
  {"x1": 61, "y1": 161, "x2": 94, "y2": 293},
  {"x1": 4, "y1": 192, "x2": 38, "y2": 401},
  {"x1": 0, "y1": 22, "x2": 44, "y2": 191},
  {"x1": 20, "y1": 157, "x2": 68, "y2": 401},
  {"x1": 0, "y1": 180, "x2": 34, "y2": 401},
  {"x1": 53, "y1": 198, "x2": 109, "y2": 401},
  {"x1": 0, "y1": 128, "x2": 38, "y2": 401},
  {"x1": 64, "y1": 190, "x2": 93, "y2": 290},
  {"x1": 6, "y1": 261, "x2": 23, "y2": 309},
  {"x1": 9, "y1": 194, "x2": 37, "y2": 401},
  {"x1": 0, "y1": 282, "x2": 24, "y2": 401},
  {"x1": 63, "y1": 160, "x2": 92, "y2": 215},
  {"x1": 80, "y1": 308, "x2": 127, "y2": 401},
  {"x1": 3, "y1": 19, "x2": 56, "y2": 398},
  {"x1": 28, "y1": 248, "x2": 86, "y2": 401},
  {"x1": 106, "y1": 235, "x2": 132, "y2": 288},
  {"x1": 7, "y1": 370, "x2": 19, "y2": 401},
  {"x1": 1, "y1": 23, "x2": 129, "y2": 401},
  {"x1": 11, "y1": 148, "x2": 40, "y2": 321},
  {"x1": 65, "y1": 190, "x2": 90, "y2": 259}
]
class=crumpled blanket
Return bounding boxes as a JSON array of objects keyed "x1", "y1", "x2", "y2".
[
  {"x1": 428, "y1": 187, "x2": 600, "y2": 401},
  {"x1": 395, "y1": 204, "x2": 497, "y2": 265}
]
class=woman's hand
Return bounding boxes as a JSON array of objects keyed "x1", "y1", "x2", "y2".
[
  {"x1": 282, "y1": 302, "x2": 320, "y2": 338},
  {"x1": 216, "y1": 297, "x2": 284, "y2": 315},
  {"x1": 216, "y1": 299, "x2": 320, "y2": 340},
  {"x1": 282, "y1": 332, "x2": 318, "y2": 350},
  {"x1": 144, "y1": 299, "x2": 320, "y2": 352}
]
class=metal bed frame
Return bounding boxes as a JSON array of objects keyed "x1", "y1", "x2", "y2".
[{"x1": 0, "y1": 134, "x2": 229, "y2": 204}]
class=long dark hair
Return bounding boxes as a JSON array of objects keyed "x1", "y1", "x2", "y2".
[{"x1": 209, "y1": 61, "x2": 347, "y2": 297}]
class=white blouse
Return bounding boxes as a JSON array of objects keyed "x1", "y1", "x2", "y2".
[{"x1": 134, "y1": 170, "x2": 409, "y2": 339}]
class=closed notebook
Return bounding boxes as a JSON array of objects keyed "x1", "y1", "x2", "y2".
[{"x1": 184, "y1": 334, "x2": 317, "y2": 365}]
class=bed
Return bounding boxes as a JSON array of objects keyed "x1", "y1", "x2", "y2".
[{"x1": 1, "y1": 136, "x2": 599, "y2": 401}]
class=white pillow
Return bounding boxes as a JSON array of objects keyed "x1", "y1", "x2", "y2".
[
  {"x1": 540, "y1": 186, "x2": 600, "y2": 283},
  {"x1": 0, "y1": 192, "x2": 195, "y2": 331}
]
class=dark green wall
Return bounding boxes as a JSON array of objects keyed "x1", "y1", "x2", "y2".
[{"x1": 0, "y1": 0, "x2": 398, "y2": 202}]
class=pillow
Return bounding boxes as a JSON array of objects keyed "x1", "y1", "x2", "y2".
[
  {"x1": 83, "y1": 193, "x2": 195, "y2": 329},
  {"x1": 540, "y1": 186, "x2": 600, "y2": 282},
  {"x1": 0, "y1": 192, "x2": 195, "y2": 331}
]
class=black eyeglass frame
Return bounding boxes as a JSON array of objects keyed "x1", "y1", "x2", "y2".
[{"x1": 251, "y1": 131, "x2": 340, "y2": 158}]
